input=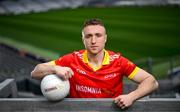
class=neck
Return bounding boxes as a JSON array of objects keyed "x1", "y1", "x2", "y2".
[{"x1": 87, "y1": 50, "x2": 104, "y2": 67}]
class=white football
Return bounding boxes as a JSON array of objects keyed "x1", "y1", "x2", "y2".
[{"x1": 40, "y1": 74, "x2": 70, "y2": 101}]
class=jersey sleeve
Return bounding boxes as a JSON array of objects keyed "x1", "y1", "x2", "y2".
[{"x1": 119, "y1": 56, "x2": 139, "y2": 79}]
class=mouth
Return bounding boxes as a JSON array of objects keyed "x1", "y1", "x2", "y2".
[
  {"x1": 90, "y1": 46, "x2": 98, "y2": 50},
  {"x1": 90, "y1": 46, "x2": 98, "y2": 48}
]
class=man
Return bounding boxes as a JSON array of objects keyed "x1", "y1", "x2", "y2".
[{"x1": 31, "y1": 18, "x2": 158, "y2": 109}]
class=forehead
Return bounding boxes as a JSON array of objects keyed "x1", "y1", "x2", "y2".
[{"x1": 83, "y1": 25, "x2": 106, "y2": 34}]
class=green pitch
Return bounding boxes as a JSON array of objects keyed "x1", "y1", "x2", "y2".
[{"x1": 0, "y1": 6, "x2": 179, "y2": 60}]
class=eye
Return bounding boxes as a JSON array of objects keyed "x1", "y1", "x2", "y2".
[
  {"x1": 85, "y1": 34, "x2": 92, "y2": 39},
  {"x1": 96, "y1": 33, "x2": 102, "y2": 37}
]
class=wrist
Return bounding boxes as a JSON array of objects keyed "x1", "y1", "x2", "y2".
[
  {"x1": 128, "y1": 91, "x2": 138, "y2": 102},
  {"x1": 42, "y1": 65, "x2": 56, "y2": 76},
  {"x1": 51, "y1": 65, "x2": 58, "y2": 74}
]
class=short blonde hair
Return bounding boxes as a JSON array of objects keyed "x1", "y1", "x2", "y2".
[{"x1": 82, "y1": 18, "x2": 104, "y2": 29}]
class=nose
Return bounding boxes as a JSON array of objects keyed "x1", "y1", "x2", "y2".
[{"x1": 91, "y1": 36, "x2": 96, "y2": 44}]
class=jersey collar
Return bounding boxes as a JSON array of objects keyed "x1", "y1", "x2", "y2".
[{"x1": 82, "y1": 49, "x2": 110, "y2": 65}]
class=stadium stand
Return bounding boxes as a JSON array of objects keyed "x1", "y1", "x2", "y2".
[
  {"x1": 0, "y1": 4, "x2": 6, "y2": 15},
  {"x1": 0, "y1": 43, "x2": 45, "y2": 81},
  {"x1": 18, "y1": 0, "x2": 48, "y2": 13},
  {"x1": 168, "y1": 0, "x2": 180, "y2": 5},
  {"x1": 0, "y1": 43, "x2": 46, "y2": 96},
  {"x1": 0, "y1": 0, "x2": 27, "y2": 15},
  {"x1": 0, "y1": 0, "x2": 180, "y2": 15},
  {"x1": 36, "y1": 0, "x2": 63, "y2": 10}
]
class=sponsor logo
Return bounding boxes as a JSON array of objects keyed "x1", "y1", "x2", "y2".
[
  {"x1": 76, "y1": 84, "x2": 101, "y2": 94},
  {"x1": 76, "y1": 69, "x2": 86, "y2": 75},
  {"x1": 74, "y1": 51, "x2": 83, "y2": 59},
  {"x1": 104, "y1": 73, "x2": 117, "y2": 79},
  {"x1": 110, "y1": 54, "x2": 120, "y2": 61}
]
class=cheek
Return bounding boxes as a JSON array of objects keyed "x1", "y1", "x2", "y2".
[
  {"x1": 83, "y1": 40, "x2": 90, "y2": 47},
  {"x1": 98, "y1": 38, "x2": 106, "y2": 44}
]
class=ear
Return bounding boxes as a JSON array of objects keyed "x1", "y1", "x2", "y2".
[
  {"x1": 105, "y1": 34, "x2": 107, "y2": 43},
  {"x1": 81, "y1": 31, "x2": 85, "y2": 45},
  {"x1": 82, "y1": 36, "x2": 85, "y2": 45}
]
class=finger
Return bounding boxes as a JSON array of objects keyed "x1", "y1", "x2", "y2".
[
  {"x1": 117, "y1": 101, "x2": 124, "y2": 107},
  {"x1": 67, "y1": 70, "x2": 72, "y2": 78},
  {"x1": 65, "y1": 68, "x2": 73, "y2": 77},
  {"x1": 121, "y1": 105, "x2": 127, "y2": 110},
  {"x1": 61, "y1": 75, "x2": 67, "y2": 80},
  {"x1": 69, "y1": 68, "x2": 74, "y2": 76},
  {"x1": 68, "y1": 69, "x2": 74, "y2": 77},
  {"x1": 114, "y1": 98, "x2": 118, "y2": 103},
  {"x1": 114, "y1": 96, "x2": 121, "y2": 103},
  {"x1": 62, "y1": 70, "x2": 69, "y2": 80},
  {"x1": 119, "y1": 98, "x2": 124, "y2": 103},
  {"x1": 64, "y1": 71, "x2": 70, "y2": 79},
  {"x1": 56, "y1": 70, "x2": 67, "y2": 80}
]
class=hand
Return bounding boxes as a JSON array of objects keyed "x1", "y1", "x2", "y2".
[
  {"x1": 54, "y1": 66, "x2": 74, "y2": 80},
  {"x1": 114, "y1": 94, "x2": 134, "y2": 109}
]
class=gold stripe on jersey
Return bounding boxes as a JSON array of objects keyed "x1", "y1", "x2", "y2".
[
  {"x1": 102, "y1": 50, "x2": 110, "y2": 65},
  {"x1": 82, "y1": 50, "x2": 110, "y2": 71},
  {"x1": 128, "y1": 67, "x2": 139, "y2": 79},
  {"x1": 49, "y1": 61, "x2": 56, "y2": 65}
]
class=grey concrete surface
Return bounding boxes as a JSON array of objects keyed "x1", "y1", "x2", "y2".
[
  {"x1": 0, "y1": 98, "x2": 180, "y2": 112},
  {"x1": 0, "y1": 79, "x2": 17, "y2": 98}
]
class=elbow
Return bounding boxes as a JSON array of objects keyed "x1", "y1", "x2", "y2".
[
  {"x1": 31, "y1": 67, "x2": 37, "y2": 79},
  {"x1": 31, "y1": 70, "x2": 35, "y2": 79},
  {"x1": 152, "y1": 76, "x2": 159, "y2": 91},
  {"x1": 30, "y1": 64, "x2": 42, "y2": 79},
  {"x1": 146, "y1": 75, "x2": 159, "y2": 91},
  {"x1": 154, "y1": 80, "x2": 159, "y2": 90}
]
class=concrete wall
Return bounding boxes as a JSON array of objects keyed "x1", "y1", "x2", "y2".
[{"x1": 0, "y1": 98, "x2": 180, "y2": 112}]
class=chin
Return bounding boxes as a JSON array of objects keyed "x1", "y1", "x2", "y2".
[{"x1": 89, "y1": 50, "x2": 100, "y2": 55}]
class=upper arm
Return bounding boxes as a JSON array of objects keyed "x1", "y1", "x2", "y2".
[
  {"x1": 118, "y1": 56, "x2": 153, "y2": 84},
  {"x1": 130, "y1": 68, "x2": 153, "y2": 84}
]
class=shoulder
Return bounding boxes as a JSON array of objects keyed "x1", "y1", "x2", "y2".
[
  {"x1": 54, "y1": 50, "x2": 84, "y2": 66},
  {"x1": 106, "y1": 50, "x2": 133, "y2": 65},
  {"x1": 72, "y1": 49, "x2": 85, "y2": 59},
  {"x1": 106, "y1": 50, "x2": 121, "y2": 56},
  {"x1": 59, "y1": 52, "x2": 73, "y2": 60},
  {"x1": 57, "y1": 50, "x2": 85, "y2": 61},
  {"x1": 54, "y1": 53, "x2": 73, "y2": 65},
  {"x1": 106, "y1": 50, "x2": 122, "y2": 62},
  {"x1": 73, "y1": 50, "x2": 85, "y2": 56}
]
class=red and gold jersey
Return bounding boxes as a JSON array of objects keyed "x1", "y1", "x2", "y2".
[{"x1": 50, "y1": 50, "x2": 139, "y2": 98}]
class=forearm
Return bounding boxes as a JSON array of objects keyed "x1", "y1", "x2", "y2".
[
  {"x1": 128, "y1": 76, "x2": 158, "y2": 101},
  {"x1": 31, "y1": 64, "x2": 56, "y2": 79}
]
